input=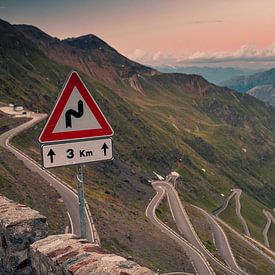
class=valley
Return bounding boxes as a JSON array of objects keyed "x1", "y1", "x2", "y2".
[
  {"x1": 221, "y1": 69, "x2": 275, "y2": 107},
  {"x1": 0, "y1": 18, "x2": 275, "y2": 274},
  {"x1": 148, "y1": 178, "x2": 275, "y2": 274}
]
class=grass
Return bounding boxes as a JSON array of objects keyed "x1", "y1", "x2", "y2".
[
  {"x1": 215, "y1": 190, "x2": 273, "y2": 247},
  {"x1": 184, "y1": 203, "x2": 226, "y2": 263},
  {"x1": 1, "y1": 18, "x2": 275, "y2": 272},
  {"x1": 8, "y1": 78, "x2": 275, "y2": 271},
  {"x1": 0, "y1": 112, "x2": 29, "y2": 135},
  {"x1": 12, "y1": 130, "x2": 197, "y2": 273},
  {"x1": 220, "y1": 224, "x2": 275, "y2": 275},
  {"x1": 156, "y1": 191, "x2": 227, "y2": 265},
  {"x1": 155, "y1": 191, "x2": 229, "y2": 274},
  {"x1": 241, "y1": 193, "x2": 267, "y2": 243},
  {"x1": 156, "y1": 195, "x2": 181, "y2": 233},
  {"x1": 219, "y1": 196, "x2": 245, "y2": 234},
  {"x1": 0, "y1": 146, "x2": 68, "y2": 235},
  {"x1": 268, "y1": 222, "x2": 275, "y2": 251}
]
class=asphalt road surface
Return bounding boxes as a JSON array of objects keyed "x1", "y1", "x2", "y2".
[
  {"x1": 146, "y1": 184, "x2": 215, "y2": 275},
  {"x1": 0, "y1": 113, "x2": 96, "y2": 242},
  {"x1": 193, "y1": 205, "x2": 246, "y2": 274},
  {"x1": 213, "y1": 190, "x2": 236, "y2": 216},
  {"x1": 234, "y1": 189, "x2": 250, "y2": 236},
  {"x1": 214, "y1": 189, "x2": 275, "y2": 264},
  {"x1": 214, "y1": 189, "x2": 250, "y2": 236},
  {"x1": 149, "y1": 181, "x2": 246, "y2": 275}
]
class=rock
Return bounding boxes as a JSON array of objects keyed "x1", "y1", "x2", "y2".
[
  {"x1": 0, "y1": 195, "x2": 47, "y2": 274},
  {"x1": 30, "y1": 234, "x2": 155, "y2": 274},
  {"x1": 0, "y1": 195, "x2": 155, "y2": 274}
]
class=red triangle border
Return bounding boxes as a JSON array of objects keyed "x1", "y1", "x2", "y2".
[{"x1": 39, "y1": 71, "x2": 114, "y2": 143}]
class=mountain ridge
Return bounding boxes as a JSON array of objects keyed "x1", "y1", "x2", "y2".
[
  {"x1": 221, "y1": 68, "x2": 275, "y2": 106},
  {"x1": 156, "y1": 65, "x2": 261, "y2": 84},
  {"x1": 1, "y1": 18, "x2": 275, "y2": 273},
  {"x1": 15, "y1": 23, "x2": 158, "y2": 88},
  {"x1": 221, "y1": 68, "x2": 275, "y2": 92}
]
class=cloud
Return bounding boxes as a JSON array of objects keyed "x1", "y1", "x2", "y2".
[
  {"x1": 187, "y1": 19, "x2": 223, "y2": 25},
  {"x1": 129, "y1": 42, "x2": 275, "y2": 68},
  {"x1": 183, "y1": 43, "x2": 275, "y2": 65},
  {"x1": 129, "y1": 49, "x2": 180, "y2": 65}
]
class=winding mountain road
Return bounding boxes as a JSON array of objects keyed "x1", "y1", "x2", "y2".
[
  {"x1": 0, "y1": 112, "x2": 97, "y2": 243},
  {"x1": 213, "y1": 190, "x2": 236, "y2": 216},
  {"x1": 146, "y1": 184, "x2": 215, "y2": 275},
  {"x1": 147, "y1": 180, "x2": 247, "y2": 275},
  {"x1": 212, "y1": 188, "x2": 275, "y2": 264},
  {"x1": 234, "y1": 190, "x2": 250, "y2": 236},
  {"x1": 214, "y1": 189, "x2": 250, "y2": 236},
  {"x1": 193, "y1": 206, "x2": 246, "y2": 274},
  {"x1": 262, "y1": 210, "x2": 275, "y2": 248}
]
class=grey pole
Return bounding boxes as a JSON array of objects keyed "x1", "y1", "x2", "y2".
[{"x1": 76, "y1": 164, "x2": 87, "y2": 239}]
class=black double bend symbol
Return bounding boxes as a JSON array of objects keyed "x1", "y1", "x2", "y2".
[{"x1": 65, "y1": 100, "x2": 84, "y2": 128}]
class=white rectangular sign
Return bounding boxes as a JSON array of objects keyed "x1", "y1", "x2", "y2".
[{"x1": 41, "y1": 138, "x2": 113, "y2": 168}]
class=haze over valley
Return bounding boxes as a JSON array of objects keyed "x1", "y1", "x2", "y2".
[{"x1": 0, "y1": 1, "x2": 275, "y2": 274}]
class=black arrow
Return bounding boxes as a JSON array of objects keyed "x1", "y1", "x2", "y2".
[
  {"x1": 101, "y1": 143, "x2": 108, "y2": 156},
  {"x1": 65, "y1": 100, "x2": 84, "y2": 128},
  {"x1": 47, "y1": 149, "x2": 56, "y2": 163}
]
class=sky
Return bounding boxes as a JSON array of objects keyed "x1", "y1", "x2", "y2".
[{"x1": 1, "y1": 0, "x2": 275, "y2": 68}]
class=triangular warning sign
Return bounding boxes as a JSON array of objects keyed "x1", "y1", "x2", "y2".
[{"x1": 39, "y1": 71, "x2": 114, "y2": 143}]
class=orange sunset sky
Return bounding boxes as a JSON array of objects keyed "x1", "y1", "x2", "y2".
[{"x1": 1, "y1": 0, "x2": 275, "y2": 68}]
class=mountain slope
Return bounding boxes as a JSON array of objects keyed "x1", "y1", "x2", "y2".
[
  {"x1": 15, "y1": 24, "x2": 157, "y2": 90},
  {"x1": 221, "y1": 68, "x2": 275, "y2": 106},
  {"x1": 0, "y1": 112, "x2": 68, "y2": 235},
  {"x1": 156, "y1": 66, "x2": 260, "y2": 84},
  {"x1": 0, "y1": 18, "x2": 195, "y2": 273},
  {"x1": 247, "y1": 85, "x2": 275, "y2": 107},
  {"x1": 0, "y1": 19, "x2": 71, "y2": 111},
  {"x1": 1, "y1": 18, "x2": 275, "y2": 273},
  {"x1": 221, "y1": 68, "x2": 275, "y2": 93}
]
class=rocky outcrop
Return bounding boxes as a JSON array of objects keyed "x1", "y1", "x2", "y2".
[
  {"x1": 0, "y1": 195, "x2": 47, "y2": 274},
  {"x1": 31, "y1": 234, "x2": 154, "y2": 275}
]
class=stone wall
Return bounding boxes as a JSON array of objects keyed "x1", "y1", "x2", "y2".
[
  {"x1": 0, "y1": 195, "x2": 154, "y2": 275},
  {"x1": 0, "y1": 195, "x2": 47, "y2": 274},
  {"x1": 31, "y1": 234, "x2": 154, "y2": 275}
]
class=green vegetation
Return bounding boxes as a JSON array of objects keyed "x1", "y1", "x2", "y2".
[
  {"x1": 268, "y1": 222, "x2": 275, "y2": 251},
  {"x1": 1, "y1": 18, "x2": 275, "y2": 272},
  {"x1": 0, "y1": 112, "x2": 29, "y2": 135},
  {"x1": 219, "y1": 196, "x2": 244, "y2": 233},
  {"x1": 221, "y1": 224, "x2": 275, "y2": 275},
  {"x1": 241, "y1": 194, "x2": 267, "y2": 243},
  {"x1": 184, "y1": 204, "x2": 226, "y2": 263},
  {"x1": 156, "y1": 193, "x2": 229, "y2": 273},
  {"x1": 0, "y1": 115, "x2": 68, "y2": 235},
  {"x1": 156, "y1": 195, "x2": 181, "y2": 233}
]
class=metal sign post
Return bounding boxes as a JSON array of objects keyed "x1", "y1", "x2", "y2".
[{"x1": 76, "y1": 164, "x2": 87, "y2": 239}]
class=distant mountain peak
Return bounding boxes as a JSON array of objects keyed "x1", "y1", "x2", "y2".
[
  {"x1": 62, "y1": 34, "x2": 111, "y2": 51},
  {"x1": 14, "y1": 22, "x2": 156, "y2": 87},
  {"x1": 221, "y1": 67, "x2": 275, "y2": 93},
  {"x1": 14, "y1": 24, "x2": 54, "y2": 41}
]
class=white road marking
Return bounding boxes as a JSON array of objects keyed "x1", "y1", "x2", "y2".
[
  {"x1": 0, "y1": 113, "x2": 97, "y2": 243},
  {"x1": 67, "y1": 211, "x2": 74, "y2": 234},
  {"x1": 146, "y1": 185, "x2": 215, "y2": 275}
]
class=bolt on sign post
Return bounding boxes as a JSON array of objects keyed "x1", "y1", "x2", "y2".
[{"x1": 39, "y1": 71, "x2": 114, "y2": 240}]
